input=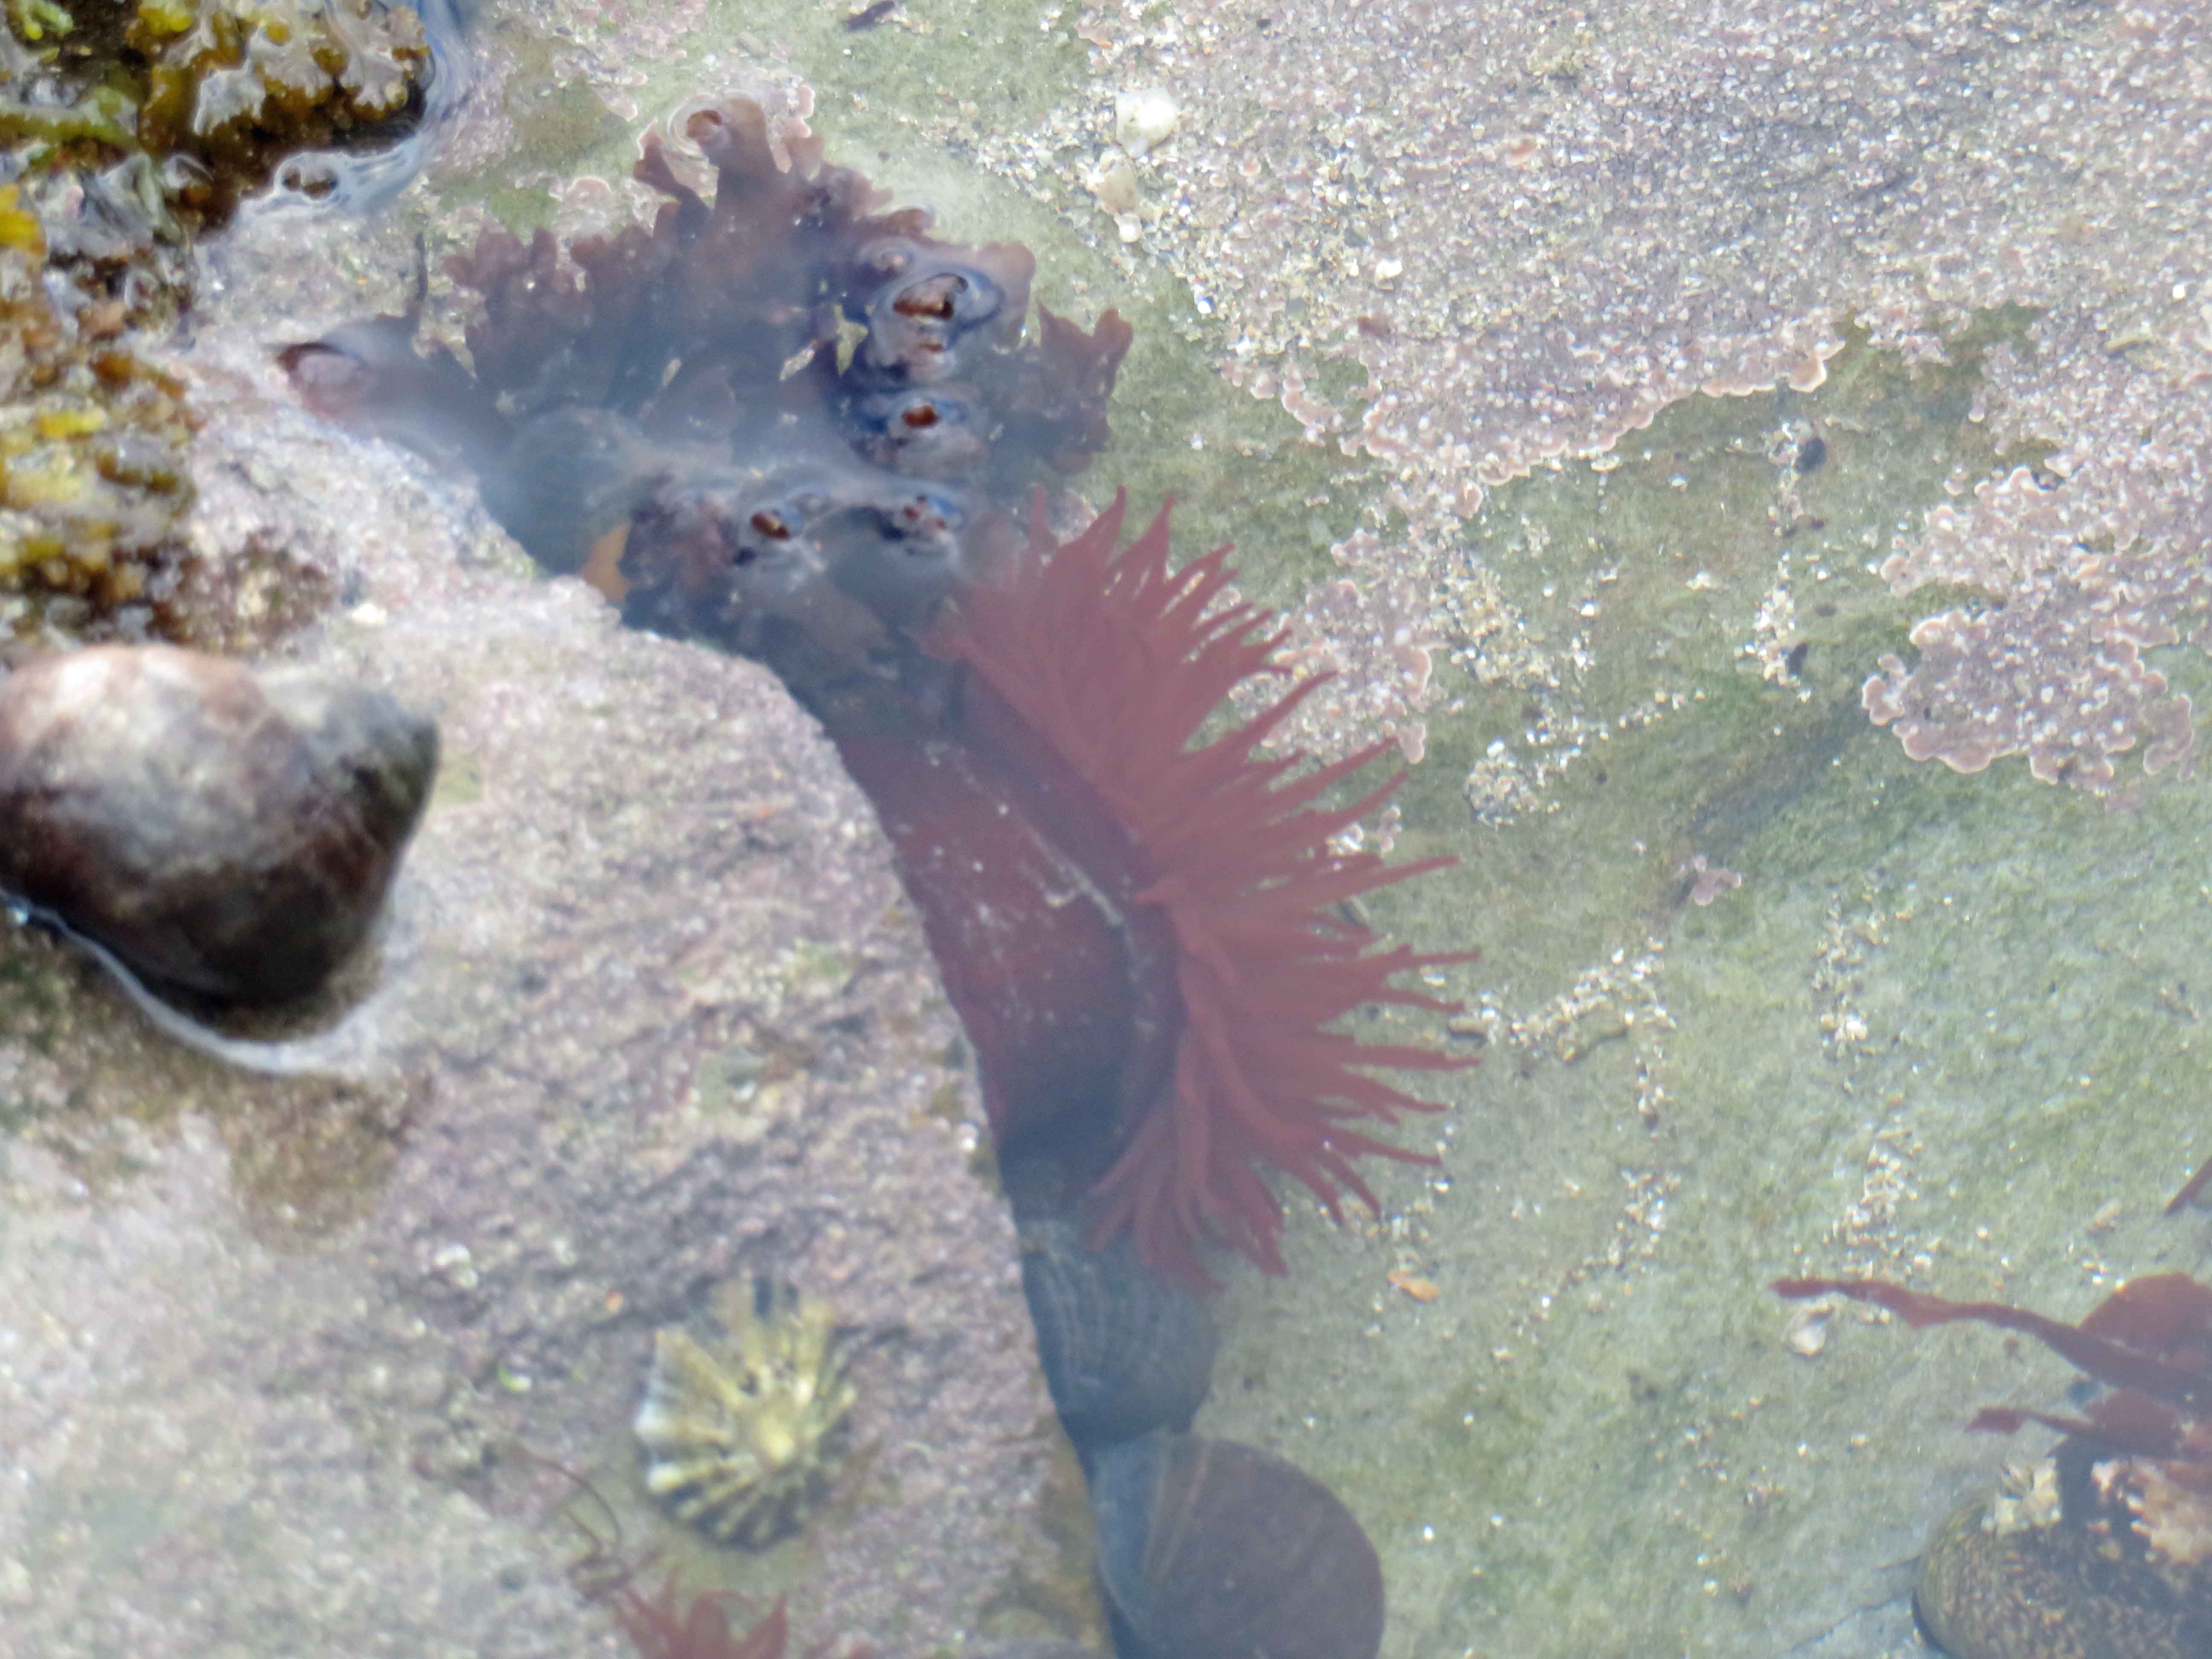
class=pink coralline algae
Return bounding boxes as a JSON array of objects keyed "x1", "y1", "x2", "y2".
[
  {"x1": 1866, "y1": 305, "x2": 2212, "y2": 795},
  {"x1": 965, "y1": 0, "x2": 2212, "y2": 768},
  {"x1": 1864, "y1": 468, "x2": 2207, "y2": 789}
]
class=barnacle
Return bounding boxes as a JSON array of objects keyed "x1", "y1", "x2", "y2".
[{"x1": 633, "y1": 1278, "x2": 856, "y2": 1549}]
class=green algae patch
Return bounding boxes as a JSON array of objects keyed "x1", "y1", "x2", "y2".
[{"x1": 1193, "y1": 312, "x2": 2212, "y2": 1658}]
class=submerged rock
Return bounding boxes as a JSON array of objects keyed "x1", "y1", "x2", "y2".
[{"x1": 0, "y1": 642, "x2": 436, "y2": 1001}]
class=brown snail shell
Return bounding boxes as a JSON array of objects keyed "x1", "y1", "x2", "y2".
[
  {"x1": 0, "y1": 644, "x2": 437, "y2": 1004},
  {"x1": 1088, "y1": 1432, "x2": 1384, "y2": 1659}
]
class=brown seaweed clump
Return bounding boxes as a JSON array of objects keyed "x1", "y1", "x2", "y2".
[
  {"x1": 1773, "y1": 1271, "x2": 2212, "y2": 1656},
  {"x1": 283, "y1": 96, "x2": 1134, "y2": 655}
]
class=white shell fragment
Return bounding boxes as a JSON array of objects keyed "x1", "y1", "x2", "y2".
[
  {"x1": 1782, "y1": 1301, "x2": 1832, "y2": 1358},
  {"x1": 1086, "y1": 149, "x2": 1139, "y2": 215},
  {"x1": 1113, "y1": 86, "x2": 1181, "y2": 158}
]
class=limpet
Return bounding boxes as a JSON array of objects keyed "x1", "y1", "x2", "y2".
[{"x1": 633, "y1": 1277, "x2": 857, "y2": 1548}]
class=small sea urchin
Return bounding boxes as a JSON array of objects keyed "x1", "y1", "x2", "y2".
[{"x1": 633, "y1": 1278, "x2": 856, "y2": 1548}]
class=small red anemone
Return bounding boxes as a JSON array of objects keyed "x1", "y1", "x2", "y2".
[
  {"x1": 609, "y1": 1579, "x2": 789, "y2": 1659},
  {"x1": 933, "y1": 492, "x2": 1475, "y2": 1278}
]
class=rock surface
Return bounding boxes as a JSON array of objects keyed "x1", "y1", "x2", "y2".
[{"x1": 0, "y1": 265, "x2": 1080, "y2": 1655}]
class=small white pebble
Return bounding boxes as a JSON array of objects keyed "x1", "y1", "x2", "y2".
[
  {"x1": 1782, "y1": 1301, "x2": 1831, "y2": 1357},
  {"x1": 1114, "y1": 86, "x2": 1181, "y2": 157}
]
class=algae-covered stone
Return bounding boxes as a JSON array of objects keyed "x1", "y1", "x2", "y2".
[
  {"x1": 128, "y1": 0, "x2": 429, "y2": 212},
  {"x1": 1916, "y1": 1496, "x2": 2212, "y2": 1659},
  {"x1": 0, "y1": 202, "x2": 198, "y2": 633},
  {"x1": 3, "y1": 0, "x2": 432, "y2": 225}
]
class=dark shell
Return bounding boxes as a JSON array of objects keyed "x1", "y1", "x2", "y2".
[
  {"x1": 1020, "y1": 1213, "x2": 1217, "y2": 1451},
  {"x1": 1088, "y1": 1432, "x2": 1384, "y2": 1659},
  {"x1": 0, "y1": 645, "x2": 437, "y2": 1004}
]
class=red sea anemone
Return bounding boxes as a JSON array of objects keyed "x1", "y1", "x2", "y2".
[
  {"x1": 277, "y1": 97, "x2": 1470, "y2": 1284},
  {"x1": 828, "y1": 491, "x2": 1474, "y2": 1281}
]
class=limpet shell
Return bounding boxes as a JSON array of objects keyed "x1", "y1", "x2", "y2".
[
  {"x1": 634, "y1": 1277, "x2": 857, "y2": 1549},
  {"x1": 0, "y1": 644, "x2": 437, "y2": 1003}
]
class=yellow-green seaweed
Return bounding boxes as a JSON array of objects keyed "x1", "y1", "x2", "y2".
[{"x1": 0, "y1": 197, "x2": 197, "y2": 630}]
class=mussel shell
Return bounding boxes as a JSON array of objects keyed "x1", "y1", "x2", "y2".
[
  {"x1": 1089, "y1": 1432, "x2": 1384, "y2": 1659},
  {"x1": 1020, "y1": 1214, "x2": 1216, "y2": 1451},
  {"x1": 0, "y1": 645, "x2": 437, "y2": 1004}
]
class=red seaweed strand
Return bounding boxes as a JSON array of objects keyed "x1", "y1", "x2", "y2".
[{"x1": 1775, "y1": 1272, "x2": 2212, "y2": 1417}]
